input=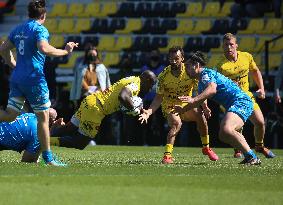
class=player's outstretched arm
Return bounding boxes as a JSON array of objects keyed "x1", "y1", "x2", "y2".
[{"x1": 37, "y1": 40, "x2": 78, "y2": 57}]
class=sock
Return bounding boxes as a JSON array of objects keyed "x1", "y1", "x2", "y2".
[
  {"x1": 201, "y1": 135, "x2": 209, "y2": 147},
  {"x1": 243, "y1": 150, "x2": 257, "y2": 160},
  {"x1": 42, "y1": 150, "x2": 53, "y2": 163},
  {"x1": 164, "y1": 144, "x2": 173, "y2": 156},
  {"x1": 50, "y1": 137, "x2": 60, "y2": 147}
]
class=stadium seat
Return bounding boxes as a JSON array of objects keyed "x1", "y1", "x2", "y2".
[
  {"x1": 238, "y1": 19, "x2": 264, "y2": 34},
  {"x1": 55, "y1": 18, "x2": 75, "y2": 34},
  {"x1": 116, "y1": 19, "x2": 142, "y2": 34},
  {"x1": 113, "y1": 36, "x2": 133, "y2": 51},
  {"x1": 44, "y1": 18, "x2": 58, "y2": 33},
  {"x1": 103, "y1": 52, "x2": 120, "y2": 67},
  {"x1": 217, "y1": 2, "x2": 233, "y2": 17},
  {"x1": 153, "y1": 2, "x2": 173, "y2": 17},
  {"x1": 80, "y1": 2, "x2": 100, "y2": 17},
  {"x1": 184, "y1": 37, "x2": 203, "y2": 52},
  {"x1": 199, "y1": 2, "x2": 220, "y2": 17},
  {"x1": 238, "y1": 37, "x2": 256, "y2": 52},
  {"x1": 131, "y1": 36, "x2": 151, "y2": 51},
  {"x1": 191, "y1": 19, "x2": 212, "y2": 34},
  {"x1": 260, "y1": 18, "x2": 282, "y2": 34},
  {"x1": 160, "y1": 37, "x2": 184, "y2": 52},
  {"x1": 49, "y1": 35, "x2": 64, "y2": 48},
  {"x1": 203, "y1": 37, "x2": 221, "y2": 52},
  {"x1": 177, "y1": 2, "x2": 202, "y2": 17},
  {"x1": 253, "y1": 53, "x2": 263, "y2": 68},
  {"x1": 110, "y1": 18, "x2": 126, "y2": 32},
  {"x1": 97, "y1": 36, "x2": 116, "y2": 51},
  {"x1": 268, "y1": 53, "x2": 282, "y2": 69},
  {"x1": 112, "y1": 2, "x2": 135, "y2": 17},
  {"x1": 229, "y1": 19, "x2": 248, "y2": 34},
  {"x1": 269, "y1": 38, "x2": 283, "y2": 52},
  {"x1": 206, "y1": 19, "x2": 230, "y2": 34},
  {"x1": 254, "y1": 37, "x2": 271, "y2": 52},
  {"x1": 135, "y1": 2, "x2": 154, "y2": 17},
  {"x1": 82, "y1": 36, "x2": 99, "y2": 48},
  {"x1": 98, "y1": 2, "x2": 118, "y2": 17},
  {"x1": 167, "y1": 19, "x2": 193, "y2": 34},
  {"x1": 136, "y1": 18, "x2": 163, "y2": 34},
  {"x1": 171, "y1": 2, "x2": 186, "y2": 15},
  {"x1": 161, "y1": 19, "x2": 177, "y2": 32},
  {"x1": 73, "y1": 19, "x2": 91, "y2": 34},
  {"x1": 48, "y1": 3, "x2": 67, "y2": 17},
  {"x1": 151, "y1": 37, "x2": 168, "y2": 50},
  {"x1": 58, "y1": 51, "x2": 84, "y2": 69},
  {"x1": 65, "y1": 3, "x2": 84, "y2": 17},
  {"x1": 207, "y1": 53, "x2": 224, "y2": 68},
  {"x1": 84, "y1": 19, "x2": 109, "y2": 34}
]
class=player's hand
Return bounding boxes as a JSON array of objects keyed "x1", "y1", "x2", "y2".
[
  {"x1": 172, "y1": 105, "x2": 184, "y2": 116},
  {"x1": 256, "y1": 88, "x2": 265, "y2": 99},
  {"x1": 50, "y1": 118, "x2": 65, "y2": 135},
  {"x1": 178, "y1": 96, "x2": 193, "y2": 103},
  {"x1": 275, "y1": 93, "x2": 282, "y2": 104},
  {"x1": 65, "y1": 42, "x2": 79, "y2": 54},
  {"x1": 138, "y1": 109, "x2": 151, "y2": 124},
  {"x1": 202, "y1": 106, "x2": 211, "y2": 119}
]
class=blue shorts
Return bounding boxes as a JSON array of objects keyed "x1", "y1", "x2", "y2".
[
  {"x1": 227, "y1": 96, "x2": 253, "y2": 122},
  {"x1": 8, "y1": 82, "x2": 51, "y2": 112}
]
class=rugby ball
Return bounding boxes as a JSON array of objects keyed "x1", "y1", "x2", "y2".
[{"x1": 120, "y1": 96, "x2": 143, "y2": 116}]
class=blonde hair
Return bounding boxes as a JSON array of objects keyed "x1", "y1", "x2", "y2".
[{"x1": 223, "y1": 33, "x2": 237, "y2": 42}]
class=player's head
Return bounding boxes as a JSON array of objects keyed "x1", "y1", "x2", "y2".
[
  {"x1": 222, "y1": 33, "x2": 238, "y2": 57},
  {"x1": 168, "y1": 46, "x2": 184, "y2": 70},
  {"x1": 28, "y1": 0, "x2": 46, "y2": 21},
  {"x1": 83, "y1": 44, "x2": 100, "y2": 65},
  {"x1": 49, "y1": 107, "x2": 57, "y2": 126},
  {"x1": 185, "y1": 51, "x2": 207, "y2": 79},
  {"x1": 140, "y1": 70, "x2": 157, "y2": 95}
]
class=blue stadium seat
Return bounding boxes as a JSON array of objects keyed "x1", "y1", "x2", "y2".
[
  {"x1": 153, "y1": 2, "x2": 173, "y2": 17},
  {"x1": 184, "y1": 37, "x2": 203, "y2": 52},
  {"x1": 112, "y1": 2, "x2": 135, "y2": 17},
  {"x1": 82, "y1": 36, "x2": 99, "y2": 48},
  {"x1": 135, "y1": 2, "x2": 154, "y2": 17},
  {"x1": 171, "y1": 2, "x2": 186, "y2": 15},
  {"x1": 203, "y1": 37, "x2": 221, "y2": 52},
  {"x1": 151, "y1": 37, "x2": 168, "y2": 50}
]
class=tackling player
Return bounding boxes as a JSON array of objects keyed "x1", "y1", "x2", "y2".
[
  {"x1": 139, "y1": 46, "x2": 219, "y2": 164},
  {"x1": 215, "y1": 33, "x2": 275, "y2": 158},
  {"x1": 173, "y1": 51, "x2": 261, "y2": 165}
]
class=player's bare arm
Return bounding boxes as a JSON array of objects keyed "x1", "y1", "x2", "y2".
[
  {"x1": 250, "y1": 67, "x2": 265, "y2": 99},
  {"x1": 138, "y1": 93, "x2": 163, "y2": 124},
  {"x1": 174, "y1": 82, "x2": 217, "y2": 115},
  {"x1": 118, "y1": 87, "x2": 134, "y2": 110},
  {"x1": 37, "y1": 40, "x2": 78, "y2": 57}
]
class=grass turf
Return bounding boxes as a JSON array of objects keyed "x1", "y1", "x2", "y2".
[{"x1": 0, "y1": 146, "x2": 282, "y2": 205}]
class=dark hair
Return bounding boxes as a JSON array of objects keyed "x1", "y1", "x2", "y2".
[
  {"x1": 83, "y1": 45, "x2": 101, "y2": 65},
  {"x1": 28, "y1": 0, "x2": 46, "y2": 19},
  {"x1": 168, "y1": 46, "x2": 185, "y2": 58},
  {"x1": 186, "y1": 51, "x2": 207, "y2": 67}
]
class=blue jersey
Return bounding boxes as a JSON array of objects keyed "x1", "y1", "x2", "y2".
[
  {"x1": 0, "y1": 113, "x2": 40, "y2": 154},
  {"x1": 8, "y1": 19, "x2": 49, "y2": 85},
  {"x1": 198, "y1": 68, "x2": 253, "y2": 122}
]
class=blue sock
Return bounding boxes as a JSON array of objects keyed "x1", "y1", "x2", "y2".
[
  {"x1": 243, "y1": 150, "x2": 257, "y2": 159},
  {"x1": 42, "y1": 150, "x2": 53, "y2": 163}
]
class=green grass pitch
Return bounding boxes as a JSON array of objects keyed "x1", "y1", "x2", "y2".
[{"x1": 0, "y1": 146, "x2": 282, "y2": 205}]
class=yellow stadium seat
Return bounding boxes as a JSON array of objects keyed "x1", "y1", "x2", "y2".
[
  {"x1": 80, "y1": 2, "x2": 100, "y2": 17},
  {"x1": 97, "y1": 36, "x2": 116, "y2": 51},
  {"x1": 44, "y1": 18, "x2": 58, "y2": 33},
  {"x1": 253, "y1": 53, "x2": 263, "y2": 68},
  {"x1": 103, "y1": 52, "x2": 120, "y2": 67},
  {"x1": 116, "y1": 19, "x2": 142, "y2": 34},
  {"x1": 59, "y1": 52, "x2": 84, "y2": 69},
  {"x1": 55, "y1": 18, "x2": 75, "y2": 34},
  {"x1": 190, "y1": 19, "x2": 212, "y2": 34},
  {"x1": 207, "y1": 53, "x2": 223, "y2": 68},
  {"x1": 260, "y1": 18, "x2": 282, "y2": 34},
  {"x1": 48, "y1": 3, "x2": 67, "y2": 17},
  {"x1": 167, "y1": 19, "x2": 194, "y2": 35},
  {"x1": 65, "y1": 3, "x2": 84, "y2": 17},
  {"x1": 96, "y1": 2, "x2": 118, "y2": 17},
  {"x1": 113, "y1": 36, "x2": 132, "y2": 51},
  {"x1": 199, "y1": 2, "x2": 220, "y2": 17},
  {"x1": 216, "y1": 2, "x2": 233, "y2": 17},
  {"x1": 270, "y1": 38, "x2": 283, "y2": 52},
  {"x1": 268, "y1": 53, "x2": 282, "y2": 69},
  {"x1": 49, "y1": 35, "x2": 64, "y2": 48},
  {"x1": 238, "y1": 19, "x2": 264, "y2": 34},
  {"x1": 254, "y1": 37, "x2": 272, "y2": 52},
  {"x1": 177, "y1": 2, "x2": 202, "y2": 17},
  {"x1": 73, "y1": 19, "x2": 91, "y2": 34},
  {"x1": 160, "y1": 37, "x2": 184, "y2": 52},
  {"x1": 238, "y1": 37, "x2": 256, "y2": 52}
]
